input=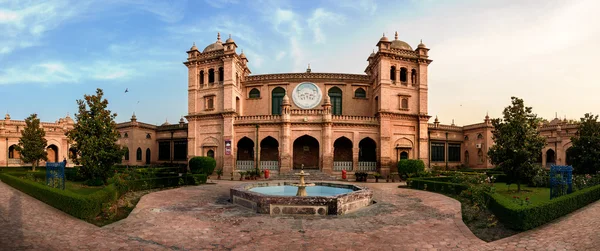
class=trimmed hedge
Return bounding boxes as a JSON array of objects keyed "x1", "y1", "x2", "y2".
[
  {"x1": 408, "y1": 177, "x2": 468, "y2": 195},
  {"x1": 189, "y1": 157, "x2": 216, "y2": 175},
  {"x1": 485, "y1": 184, "x2": 600, "y2": 230},
  {"x1": 398, "y1": 159, "x2": 425, "y2": 177},
  {"x1": 0, "y1": 173, "x2": 207, "y2": 221},
  {"x1": 0, "y1": 173, "x2": 120, "y2": 220},
  {"x1": 125, "y1": 174, "x2": 207, "y2": 191}
]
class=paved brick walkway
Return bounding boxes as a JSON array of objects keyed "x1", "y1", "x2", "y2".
[{"x1": 1, "y1": 180, "x2": 599, "y2": 250}]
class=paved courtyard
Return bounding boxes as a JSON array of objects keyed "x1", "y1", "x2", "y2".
[{"x1": 1, "y1": 179, "x2": 599, "y2": 250}]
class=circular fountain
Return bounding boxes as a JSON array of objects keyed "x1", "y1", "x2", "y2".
[{"x1": 230, "y1": 165, "x2": 373, "y2": 216}]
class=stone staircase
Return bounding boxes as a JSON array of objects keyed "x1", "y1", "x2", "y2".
[{"x1": 271, "y1": 169, "x2": 339, "y2": 181}]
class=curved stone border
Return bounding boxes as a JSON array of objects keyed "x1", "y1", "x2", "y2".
[{"x1": 230, "y1": 182, "x2": 373, "y2": 215}]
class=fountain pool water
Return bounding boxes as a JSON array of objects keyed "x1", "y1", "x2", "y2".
[{"x1": 249, "y1": 185, "x2": 354, "y2": 196}]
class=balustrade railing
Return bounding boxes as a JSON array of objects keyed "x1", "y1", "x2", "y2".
[
  {"x1": 332, "y1": 115, "x2": 378, "y2": 122},
  {"x1": 290, "y1": 109, "x2": 324, "y2": 115},
  {"x1": 236, "y1": 160, "x2": 254, "y2": 170},
  {"x1": 235, "y1": 115, "x2": 281, "y2": 122},
  {"x1": 333, "y1": 161, "x2": 353, "y2": 171},
  {"x1": 357, "y1": 161, "x2": 377, "y2": 171},
  {"x1": 260, "y1": 161, "x2": 279, "y2": 170},
  {"x1": 7, "y1": 158, "x2": 22, "y2": 165}
]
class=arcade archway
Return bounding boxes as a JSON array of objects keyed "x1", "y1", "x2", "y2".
[{"x1": 293, "y1": 135, "x2": 319, "y2": 169}]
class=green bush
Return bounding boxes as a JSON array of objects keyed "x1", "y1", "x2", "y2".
[
  {"x1": 408, "y1": 177, "x2": 468, "y2": 195},
  {"x1": 189, "y1": 157, "x2": 216, "y2": 175},
  {"x1": 65, "y1": 167, "x2": 86, "y2": 182},
  {"x1": 397, "y1": 159, "x2": 425, "y2": 178},
  {"x1": 485, "y1": 183, "x2": 600, "y2": 230},
  {"x1": 0, "y1": 173, "x2": 120, "y2": 220}
]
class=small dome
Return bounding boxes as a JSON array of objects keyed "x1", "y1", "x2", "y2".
[
  {"x1": 379, "y1": 33, "x2": 389, "y2": 42},
  {"x1": 418, "y1": 39, "x2": 426, "y2": 48},
  {"x1": 391, "y1": 40, "x2": 413, "y2": 50},
  {"x1": 369, "y1": 49, "x2": 375, "y2": 58},
  {"x1": 65, "y1": 114, "x2": 74, "y2": 124},
  {"x1": 225, "y1": 34, "x2": 234, "y2": 43},
  {"x1": 203, "y1": 33, "x2": 224, "y2": 53},
  {"x1": 282, "y1": 94, "x2": 290, "y2": 105},
  {"x1": 162, "y1": 120, "x2": 170, "y2": 126},
  {"x1": 179, "y1": 117, "x2": 185, "y2": 123},
  {"x1": 323, "y1": 95, "x2": 331, "y2": 105},
  {"x1": 239, "y1": 49, "x2": 247, "y2": 59},
  {"x1": 4, "y1": 113, "x2": 10, "y2": 120},
  {"x1": 190, "y1": 42, "x2": 198, "y2": 51},
  {"x1": 549, "y1": 118, "x2": 561, "y2": 125}
]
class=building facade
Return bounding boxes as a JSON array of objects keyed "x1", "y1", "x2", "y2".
[
  {"x1": 183, "y1": 33, "x2": 432, "y2": 176},
  {"x1": 0, "y1": 33, "x2": 580, "y2": 175}
]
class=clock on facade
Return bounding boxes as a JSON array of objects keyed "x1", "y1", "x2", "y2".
[{"x1": 292, "y1": 82, "x2": 323, "y2": 109}]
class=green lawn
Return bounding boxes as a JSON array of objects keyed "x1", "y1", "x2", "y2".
[
  {"x1": 65, "y1": 181, "x2": 105, "y2": 195},
  {"x1": 493, "y1": 182, "x2": 550, "y2": 205}
]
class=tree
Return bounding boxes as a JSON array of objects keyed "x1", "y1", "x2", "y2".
[
  {"x1": 66, "y1": 88, "x2": 124, "y2": 184},
  {"x1": 15, "y1": 114, "x2": 48, "y2": 171},
  {"x1": 567, "y1": 113, "x2": 600, "y2": 174},
  {"x1": 488, "y1": 97, "x2": 546, "y2": 192}
]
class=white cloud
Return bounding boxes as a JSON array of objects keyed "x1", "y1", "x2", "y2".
[
  {"x1": 123, "y1": 0, "x2": 187, "y2": 23},
  {"x1": 307, "y1": 8, "x2": 344, "y2": 44},
  {"x1": 275, "y1": 51, "x2": 286, "y2": 61},
  {"x1": 0, "y1": 62, "x2": 79, "y2": 85},
  {"x1": 0, "y1": 0, "x2": 91, "y2": 54}
]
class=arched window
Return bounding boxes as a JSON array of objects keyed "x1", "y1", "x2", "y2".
[
  {"x1": 199, "y1": 70, "x2": 205, "y2": 87},
  {"x1": 477, "y1": 133, "x2": 483, "y2": 139},
  {"x1": 411, "y1": 69, "x2": 417, "y2": 84},
  {"x1": 249, "y1": 88, "x2": 260, "y2": 98},
  {"x1": 271, "y1": 87, "x2": 285, "y2": 115},
  {"x1": 478, "y1": 149, "x2": 484, "y2": 163},
  {"x1": 207, "y1": 150, "x2": 215, "y2": 159},
  {"x1": 464, "y1": 151, "x2": 469, "y2": 165},
  {"x1": 464, "y1": 135, "x2": 469, "y2": 141},
  {"x1": 146, "y1": 133, "x2": 151, "y2": 139},
  {"x1": 401, "y1": 98, "x2": 408, "y2": 109},
  {"x1": 208, "y1": 69, "x2": 215, "y2": 83},
  {"x1": 235, "y1": 73, "x2": 239, "y2": 86},
  {"x1": 375, "y1": 96, "x2": 379, "y2": 113},
  {"x1": 400, "y1": 67, "x2": 408, "y2": 82},
  {"x1": 390, "y1": 66, "x2": 396, "y2": 81},
  {"x1": 400, "y1": 151, "x2": 408, "y2": 160},
  {"x1": 328, "y1": 87, "x2": 342, "y2": 115},
  {"x1": 124, "y1": 147, "x2": 129, "y2": 160},
  {"x1": 118, "y1": 133, "x2": 122, "y2": 138},
  {"x1": 124, "y1": 133, "x2": 128, "y2": 138},
  {"x1": 136, "y1": 147, "x2": 142, "y2": 161},
  {"x1": 354, "y1": 88, "x2": 366, "y2": 98},
  {"x1": 146, "y1": 148, "x2": 151, "y2": 164},
  {"x1": 218, "y1": 67, "x2": 224, "y2": 82}
]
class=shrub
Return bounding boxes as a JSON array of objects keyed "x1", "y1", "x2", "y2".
[
  {"x1": 125, "y1": 174, "x2": 207, "y2": 191},
  {"x1": 485, "y1": 183, "x2": 600, "y2": 230},
  {"x1": 65, "y1": 167, "x2": 86, "y2": 182},
  {"x1": 189, "y1": 157, "x2": 216, "y2": 175},
  {"x1": 408, "y1": 177, "x2": 468, "y2": 195},
  {"x1": 528, "y1": 164, "x2": 548, "y2": 187},
  {"x1": 84, "y1": 178, "x2": 105, "y2": 187},
  {"x1": 397, "y1": 159, "x2": 425, "y2": 178}
]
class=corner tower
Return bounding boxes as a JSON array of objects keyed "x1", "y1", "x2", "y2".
[
  {"x1": 365, "y1": 32, "x2": 433, "y2": 171},
  {"x1": 184, "y1": 33, "x2": 251, "y2": 172}
]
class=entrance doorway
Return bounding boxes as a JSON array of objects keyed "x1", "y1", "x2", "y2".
[{"x1": 293, "y1": 135, "x2": 319, "y2": 169}]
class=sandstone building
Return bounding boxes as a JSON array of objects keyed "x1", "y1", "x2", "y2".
[{"x1": 0, "y1": 33, "x2": 579, "y2": 175}]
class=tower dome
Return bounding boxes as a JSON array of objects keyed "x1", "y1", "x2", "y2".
[
  {"x1": 190, "y1": 42, "x2": 198, "y2": 51},
  {"x1": 390, "y1": 31, "x2": 413, "y2": 50},
  {"x1": 379, "y1": 33, "x2": 389, "y2": 42},
  {"x1": 225, "y1": 34, "x2": 234, "y2": 43},
  {"x1": 239, "y1": 49, "x2": 247, "y2": 59},
  {"x1": 203, "y1": 33, "x2": 224, "y2": 53}
]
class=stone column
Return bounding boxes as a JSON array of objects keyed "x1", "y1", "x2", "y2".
[
  {"x1": 379, "y1": 114, "x2": 391, "y2": 176},
  {"x1": 280, "y1": 96, "x2": 292, "y2": 173},
  {"x1": 223, "y1": 115, "x2": 235, "y2": 174},
  {"x1": 352, "y1": 147, "x2": 359, "y2": 172}
]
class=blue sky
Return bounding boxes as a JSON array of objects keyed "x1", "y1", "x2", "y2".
[{"x1": 1, "y1": 0, "x2": 599, "y2": 125}]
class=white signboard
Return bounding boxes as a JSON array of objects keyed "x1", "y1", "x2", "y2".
[{"x1": 292, "y1": 82, "x2": 322, "y2": 109}]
